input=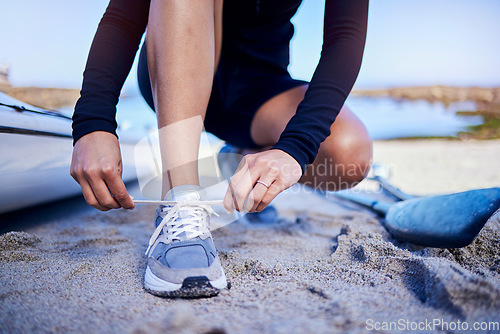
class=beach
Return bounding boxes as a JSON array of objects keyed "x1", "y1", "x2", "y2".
[
  {"x1": 2, "y1": 0, "x2": 499, "y2": 329},
  {"x1": 1, "y1": 138, "x2": 499, "y2": 333}
]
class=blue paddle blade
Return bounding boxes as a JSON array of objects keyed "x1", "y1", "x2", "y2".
[{"x1": 384, "y1": 188, "x2": 500, "y2": 248}]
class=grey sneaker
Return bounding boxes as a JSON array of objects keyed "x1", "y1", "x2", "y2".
[
  {"x1": 144, "y1": 185, "x2": 227, "y2": 298},
  {"x1": 217, "y1": 144, "x2": 279, "y2": 223}
]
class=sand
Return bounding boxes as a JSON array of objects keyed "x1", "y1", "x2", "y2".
[{"x1": 1, "y1": 139, "x2": 500, "y2": 334}]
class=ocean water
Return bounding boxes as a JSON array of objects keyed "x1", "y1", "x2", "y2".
[
  {"x1": 345, "y1": 96, "x2": 483, "y2": 139},
  {"x1": 113, "y1": 94, "x2": 483, "y2": 141}
]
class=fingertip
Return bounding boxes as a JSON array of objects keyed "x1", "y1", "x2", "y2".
[
  {"x1": 124, "y1": 199, "x2": 135, "y2": 210},
  {"x1": 223, "y1": 201, "x2": 233, "y2": 214},
  {"x1": 223, "y1": 191, "x2": 233, "y2": 213},
  {"x1": 223, "y1": 198, "x2": 233, "y2": 214},
  {"x1": 244, "y1": 201, "x2": 253, "y2": 213},
  {"x1": 128, "y1": 196, "x2": 135, "y2": 210}
]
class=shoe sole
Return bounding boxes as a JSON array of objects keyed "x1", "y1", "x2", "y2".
[{"x1": 144, "y1": 267, "x2": 228, "y2": 298}]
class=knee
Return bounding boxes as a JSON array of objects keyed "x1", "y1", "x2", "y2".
[{"x1": 321, "y1": 132, "x2": 373, "y2": 187}]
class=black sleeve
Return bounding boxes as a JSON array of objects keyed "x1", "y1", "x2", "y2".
[
  {"x1": 72, "y1": 0, "x2": 150, "y2": 144},
  {"x1": 272, "y1": 0, "x2": 368, "y2": 173}
]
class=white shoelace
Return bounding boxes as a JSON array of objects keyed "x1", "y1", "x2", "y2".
[{"x1": 135, "y1": 200, "x2": 223, "y2": 255}]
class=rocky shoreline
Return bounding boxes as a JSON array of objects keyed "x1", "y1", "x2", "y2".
[
  {"x1": 351, "y1": 85, "x2": 500, "y2": 139},
  {"x1": 2, "y1": 84, "x2": 499, "y2": 139},
  {"x1": 351, "y1": 85, "x2": 500, "y2": 114},
  {"x1": 0, "y1": 86, "x2": 80, "y2": 110},
  {"x1": 1, "y1": 85, "x2": 499, "y2": 112}
]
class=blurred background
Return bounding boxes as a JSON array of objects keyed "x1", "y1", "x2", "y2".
[{"x1": 1, "y1": 0, "x2": 499, "y2": 139}]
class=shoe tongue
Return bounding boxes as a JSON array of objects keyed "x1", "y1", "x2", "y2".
[
  {"x1": 164, "y1": 185, "x2": 206, "y2": 202},
  {"x1": 164, "y1": 185, "x2": 206, "y2": 221}
]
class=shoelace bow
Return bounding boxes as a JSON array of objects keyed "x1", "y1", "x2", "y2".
[{"x1": 135, "y1": 200, "x2": 223, "y2": 255}]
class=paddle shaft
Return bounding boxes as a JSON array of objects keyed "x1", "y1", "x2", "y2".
[
  {"x1": 367, "y1": 174, "x2": 414, "y2": 201},
  {"x1": 332, "y1": 192, "x2": 392, "y2": 216}
]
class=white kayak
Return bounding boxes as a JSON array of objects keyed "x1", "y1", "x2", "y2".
[{"x1": 0, "y1": 92, "x2": 151, "y2": 214}]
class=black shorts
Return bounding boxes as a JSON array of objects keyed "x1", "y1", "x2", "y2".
[{"x1": 137, "y1": 44, "x2": 307, "y2": 149}]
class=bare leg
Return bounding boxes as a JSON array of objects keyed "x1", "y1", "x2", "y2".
[
  {"x1": 250, "y1": 85, "x2": 373, "y2": 191},
  {"x1": 147, "y1": 0, "x2": 222, "y2": 198},
  {"x1": 214, "y1": 0, "x2": 223, "y2": 68}
]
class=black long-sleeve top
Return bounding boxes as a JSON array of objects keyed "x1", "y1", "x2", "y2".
[{"x1": 72, "y1": 0, "x2": 368, "y2": 173}]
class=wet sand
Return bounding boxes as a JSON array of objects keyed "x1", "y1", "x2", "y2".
[{"x1": 1, "y1": 139, "x2": 499, "y2": 333}]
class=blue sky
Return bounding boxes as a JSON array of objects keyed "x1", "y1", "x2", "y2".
[{"x1": 1, "y1": 0, "x2": 499, "y2": 91}]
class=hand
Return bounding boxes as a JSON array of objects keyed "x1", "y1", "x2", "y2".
[
  {"x1": 223, "y1": 149, "x2": 302, "y2": 213},
  {"x1": 70, "y1": 131, "x2": 135, "y2": 211}
]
